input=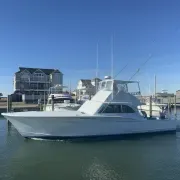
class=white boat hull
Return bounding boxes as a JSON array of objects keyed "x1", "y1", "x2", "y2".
[
  {"x1": 3, "y1": 113, "x2": 176, "y2": 139},
  {"x1": 138, "y1": 105, "x2": 165, "y2": 118}
]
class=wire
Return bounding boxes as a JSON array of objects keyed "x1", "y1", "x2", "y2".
[
  {"x1": 113, "y1": 63, "x2": 128, "y2": 79},
  {"x1": 129, "y1": 54, "x2": 152, "y2": 81}
]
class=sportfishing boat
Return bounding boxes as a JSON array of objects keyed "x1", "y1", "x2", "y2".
[
  {"x1": 2, "y1": 77, "x2": 176, "y2": 139},
  {"x1": 45, "y1": 93, "x2": 80, "y2": 111},
  {"x1": 137, "y1": 76, "x2": 172, "y2": 119},
  {"x1": 45, "y1": 84, "x2": 81, "y2": 111},
  {"x1": 137, "y1": 98, "x2": 167, "y2": 119}
]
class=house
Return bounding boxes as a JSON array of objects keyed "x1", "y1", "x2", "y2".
[
  {"x1": 176, "y1": 90, "x2": 180, "y2": 102},
  {"x1": 76, "y1": 78, "x2": 101, "y2": 100},
  {"x1": 91, "y1": 78, "x2": 102, "y2": 86},
  {"x1": 13, "y1": 67, "x2": 63, "y2": 103},
  {"x1": 155, "y1": 90, "x2": 174, "y2": 104}
]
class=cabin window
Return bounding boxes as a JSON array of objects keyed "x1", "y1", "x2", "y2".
[
  {"x1": 104, "y1": 105, "x2": 114, "y2": 113},
  {"x1": 99, "y1": 104, "x2": 135, "y2": 113},
  {"x1": 106, "y1": 81, "x2": 112, "y2": 91},
  {"x1": 121, "y1": 105, "x2": 135, "y2": 113},
  {"x1": 101, "y1": 82, "x2": 106, "y2": 89},
  {"x1": 117, "y1": 84, "x2": 127, "y2": 92},
  {"x1": 98, "y1": 82, "x2": 102, "y2": 90},
  {"x1": 113, "y1": 105, "x2": 121, "y2": 113}
]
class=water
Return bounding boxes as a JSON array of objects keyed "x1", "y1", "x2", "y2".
[{"x1": 1, "y1": 117, "x2": 180, "y2": 180}]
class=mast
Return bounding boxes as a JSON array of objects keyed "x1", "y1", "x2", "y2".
[
  {"x1": 149, "y1": 84, "x2": 151, "y2": 95},
  {"x1": 96, "y1": 43, "x2": 99, "y2": 79},
  {"x1": 111, "y1": 35, "x2": 114, "y2": 100},
  {"x1": 154, "y1": 74, "x2": 156, "y2": 98},
  {"x1": 111, "y1": 35, "x2": 114, "y2": 78},
  {"x1": 69, "y1": 80, "x2": 71, "y2": 94},
  {"x1": 96, "y1": 43, "x2": 99, "y2": 93}
]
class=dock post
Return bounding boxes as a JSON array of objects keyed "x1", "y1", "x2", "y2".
[
  {"x1": 170, "y1": 97, "x2": 172, "y2": 113},
  {"x1": 149, "y1": 96, "x2": 152, "y2": 118},
  {"x1": 51, "y1": 95, "x2": 54, "y2": 111},
  {"x1": 7, "y1": 95, "x2": 12, "y2": 125},
  {"x1": 7, "y1": 95, "x2": 12, "y2": 113},
  {"x1": 174, "y1": 95, "x2": 177, "y2": 119},
  {"x1": 38, "y1": 99, "x2": 43, "y2": 111},
  {"x1": 44, "y1": 91, "x2": 46, "y2": 110},
  {"x1": 168, "y1": 98, "x2": 170, "y2": 119}
]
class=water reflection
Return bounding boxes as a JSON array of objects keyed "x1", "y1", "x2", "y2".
[{"x1": 1, "y1": 118, "x2": 180, "y2": 180}]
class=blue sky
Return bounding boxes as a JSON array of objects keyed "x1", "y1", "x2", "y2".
[{"x1": 0, "y1": 0, "x2": 180, "y2": 95}]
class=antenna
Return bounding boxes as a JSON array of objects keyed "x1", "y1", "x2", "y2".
[
  {"x1": 95, "y1": 43, "x2": 99, "y2": 93},
  {"x1": 111, "y1": 35, "x2": 114, "y2": 78},
  {"x1": 154, "y1": 74, "x2": 156, "y2": 98},
  {"x1": 69, "y1": 80, "x2": 71, "y2": 94},
  {"x1": 111, "y1": 35, "x2": 114, "y2": 100},
  {"x1": 96, "y1": 43, "x2": 99, "y2": 78},
  {"x1": 149, "y1": 84, "x2": 151, "y2": 95}
]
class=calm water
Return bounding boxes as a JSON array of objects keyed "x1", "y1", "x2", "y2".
[{"x1": 1, "y1": 116, "x2": 180, "y2": 180}]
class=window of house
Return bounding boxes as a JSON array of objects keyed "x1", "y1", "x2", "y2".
[
  {"x1": 38, "y1": 84, "x2": 44, "y2": 89},
  {"x1": 31, "y1": 84, "x2": 38, "y2": 89},
  {"x1": 21, "y1": 73, "x2": 30, "y2": 81},
  {"x1": 35, "y1": 73, "x2": 44, "y2": 77}
]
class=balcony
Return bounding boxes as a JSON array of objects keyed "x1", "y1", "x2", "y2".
[
  {"x1": 18, "y1": 77, "x2": 51, "y2": 83},
  {"x1": 30, "y1": 77, "x2": 50, "y2": 82}
]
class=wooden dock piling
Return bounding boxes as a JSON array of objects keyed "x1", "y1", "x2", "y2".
[
  {"x1": 7, "y1": 95, "x2": 12, "y2": 125},
  {"x1": 51, "y1": 95, "x2": 54, "y2": 111},
  {"x1": 149, "y1": 96, "x2": 152, "y2": 118},
  {"x1": 174, "y1": 95, "x2": 177, "y2": 119},
  {"x1": 7, "y1": 95, "x2": 12, "y2": 112}
]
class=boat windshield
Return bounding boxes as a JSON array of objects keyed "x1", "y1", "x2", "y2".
[
  {"x1": 48, "y1": 98, "x2": 74, "y2": 104},
  {"x1": 98, "y1": 80, "x2": 128, "y2": 92},
  {"x1": 98, "y1": 80, "x2": 113, "y2": 91},
  {"x1": 98, "y1": 79, "x2": 141, "y2": 95}
]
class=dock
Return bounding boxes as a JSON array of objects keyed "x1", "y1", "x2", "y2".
[{"x1": 0, "y1": 102, "x2": 40, "y2": 114}]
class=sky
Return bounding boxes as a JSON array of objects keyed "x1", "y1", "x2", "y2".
[{"x1": 1, "y1": 0, "x2": 180, "y2": 96}]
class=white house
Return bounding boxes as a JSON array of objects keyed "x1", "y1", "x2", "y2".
[{"x1": 76, "y1": 78, "x2": 101, "y2": 100}]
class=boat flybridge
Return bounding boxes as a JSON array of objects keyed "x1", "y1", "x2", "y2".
[{"x1": 2, "y1": 77, "x2": 176, "y2": 139}]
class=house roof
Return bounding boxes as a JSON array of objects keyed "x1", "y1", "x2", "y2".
[
  {"x1": 80, "y1": 79, "x2": 93, "y2": 88},
  {"x1": 16, "y1": 67, "x2": 62, "y2": 75},
  {"x1": 91, "y1": 78, "x2": 102, "y2": 81}
]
